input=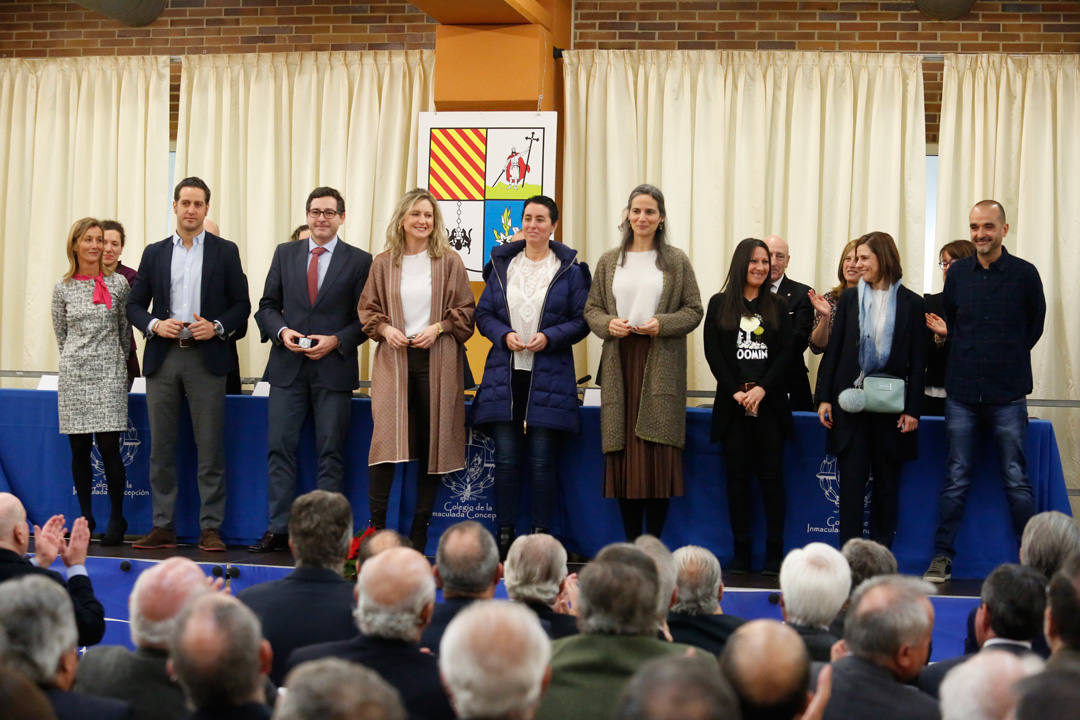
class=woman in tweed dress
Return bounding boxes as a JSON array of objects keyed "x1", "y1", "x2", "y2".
[{"x1": 51, "y1": 217, "x2": 131, "y2": 545}]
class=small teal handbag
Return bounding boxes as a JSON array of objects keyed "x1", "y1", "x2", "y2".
[{"x1": 862, "y1": 373, "x2": 906, "y2": 414}]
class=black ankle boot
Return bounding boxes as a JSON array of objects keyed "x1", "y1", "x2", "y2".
[
  {"x1": 497, "y1": 525, "x2": 515, "y2": 560},
  {"x1": 101, "y1": 517, "x2": 127, "y2": 546},
  {"x1": 728, "y1": 543, "x2": 751, "y2": 575},
  {"x1": 762, "y1": 540, "x2": 784, "y2": 576},
  {"x1": 369, "y1": 507, "x2": 387, "y2": 531}
]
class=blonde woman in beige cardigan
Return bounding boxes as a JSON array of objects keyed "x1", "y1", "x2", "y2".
[
  {"x1": 584, "y1": 184, "x2": 703, "y2": 541},
  {"x1": 357, "y1": 188, "x2": 476, "y2": 553}
]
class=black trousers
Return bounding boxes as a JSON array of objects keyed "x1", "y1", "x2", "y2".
[
  {"x1": 836, "y1": 413, "x2": 904, "y2": 548},
  {"x1": 722, "y1": 408, "x2": 786, "y2": 556},
  {"x1": 368, "y1": 349, "x2": 439, "y2": 528},
  {"x1": 68, "y1": 431, "x2": 125, "y2": 525}
]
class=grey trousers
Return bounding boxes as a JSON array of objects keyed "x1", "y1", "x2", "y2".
[
  {"x1": 266, "y1": 362, "x2": 351, "y2": 533},
  {"x1": 146, "y1": 345, "x2": 227, "y2": 530}
]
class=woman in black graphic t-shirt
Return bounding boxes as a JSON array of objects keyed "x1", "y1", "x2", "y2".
[{"x1": 703, "y1": 238, "x2": 794, "y2": 575}]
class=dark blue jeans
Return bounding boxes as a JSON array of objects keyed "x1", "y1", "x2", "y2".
[
  {"x1": 491, "y1": 370, "x2": 560, "y2": 531},
  {"x1": 933, "y1": 397, "x2": 1034, "y2": 558}
]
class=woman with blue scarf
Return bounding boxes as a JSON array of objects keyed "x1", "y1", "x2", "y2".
[{"x1": 815, "y1": 231, "x2": 927, "y2": 547}]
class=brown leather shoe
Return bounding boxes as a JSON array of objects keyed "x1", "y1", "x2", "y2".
[
  {"x1": 247, "y1": 531, "x2": 289, "y2": 554},
  {"x1": 131, "y1": 527, "x2": 177, "y2": 550},
  {"x1": 198, "y1": 528, "x2": 227, "y2": 552}
]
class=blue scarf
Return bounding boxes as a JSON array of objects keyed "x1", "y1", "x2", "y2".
[{"x1": 857, "y1": 277, "x2": 898, "y2": 377}]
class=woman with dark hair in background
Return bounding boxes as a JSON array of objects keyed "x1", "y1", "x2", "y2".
[
  {"x1": 474, "y1": 196, "x2": 591, "y2": 556},
  {"x1": 816, "y1": 231, "x2": 927, "y2": 548},
  {"x1": 358, "y1": 188, "x2": 475, "y2": 554},
  {"x1": 704, "y1": 238, "x2": 793, "y2": 574},
  {"x1": 584, "y1": 184, "x2": 703, "y2": 541},
  {"x1": 923, "y1": 239, "x2": 976, "y2": 416},
  {"x1": 51, "y1": 217, "x2": 131, "y2": 545},
  {"x1": 807, "y1": 237, "x2": 861, "y2": 355},
  {"x1": 101, "y1": 219, "x2": 139, "y2": 384}
]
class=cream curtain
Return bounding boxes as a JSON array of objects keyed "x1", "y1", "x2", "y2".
[
  {"x1": 0, "y1": 56, "x2": 170, "y2": 375},
  {"x1": 174, "y1": 50, "x2": 435, "y2": 378},
  {"x1": 936, "y1": 54, "x2": 1080, "y2": 508},
  {"x1": 562, "y1": 50, "x2": 926, "y2": 393}
]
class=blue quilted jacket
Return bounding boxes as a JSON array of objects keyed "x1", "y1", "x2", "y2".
[{"x1": 473, "y1": 239, "x2": 591, "y2": 432}]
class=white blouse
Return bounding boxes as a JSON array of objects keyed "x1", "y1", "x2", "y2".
[
  {"x1": 612, "y1": 250, "x2": 663, "y2": 327},
  {"x1": 506, "y1": 249, "x2": 560, "y2": 371},
  {"x1": 400, "y1": 252, "x2": 432, "y2": 337}
]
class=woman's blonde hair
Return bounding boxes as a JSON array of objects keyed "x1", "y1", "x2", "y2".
[
  {"x1": 830, "y1": 237, "x2": 861, "y2": 297},
  {"x1": 63, "y1": 217, "x2": 108, "y2": 281},
  {"x1": 384, "y1": 188, "x2": 449, "y2": 265}
]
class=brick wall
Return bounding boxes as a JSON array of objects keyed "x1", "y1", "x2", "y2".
[
  {"x1": 0, "y1": 0, "x2": 438, "y2": 139},
  {"x1": 1, "y1": 1, "x2": 1077, "y2": 144},
  {"x1": 574, "y1": 1, "x2": 1080, "y2": 143}
]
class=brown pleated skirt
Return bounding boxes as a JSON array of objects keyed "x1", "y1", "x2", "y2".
[{"x1": 603, "y1": 334, "x2": 685, "y2": 499}]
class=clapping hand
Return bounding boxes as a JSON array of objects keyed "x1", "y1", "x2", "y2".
[{"x1": 808, "y1": 289, "x2": 832, "y2": 316}]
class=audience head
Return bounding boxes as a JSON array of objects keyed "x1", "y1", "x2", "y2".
[
  {"x1": 168, "y1": 594, "x2": 271, "y2": 710},
  {"x1": 288, "y1": 490, "x2": 353, "y2": 571},
  {"x1": 435, "y1": 521, "x2": 501, "y2": 597},
  {"x1": 129, "y1": 557, "x2": 211, "y2": 649},
  {"x1": 618, "y1": 655, "x2": 739, "y2": 720},
  {"x1": 579, "y1": 544, "x2": 659, "y2": 636},
  {"x1": 1045, "y1": 553, "x2": 1080, "y2": 652},
  {"x1": 840, "y1": 539, "x2": 897, "y2": 595},
  {"x1": 938, "y1": 649, "x2": 1043, "y2": 720},
  {"x1": 439, "y1": 600, "x2": 551, "y2": 720},
  {"x1": 504, "y1": 534, "x2": 568, "y2": 606},
  {"x1": 0, "y1": 575, "x2": 78, "y2": 688},
  {"x1": 355, "y1": 546, "x2": 435, "y2": 643},
  {"x1": 843, "y1": 575, "x2": 936, "y2": 680},
  {"x1": 720, "y1": 619, "x2": 810, "y2": 720},
  {"x1": 0, "y1": 493, "x2": 31, "y2": 555},
  {"x1": 1020, "y1": 511, "x2": 1080, "y2": 580},
  {"x1": 671, "y1": 545, "x2": 723, "y2": 616},
  {"x1": 356, "y1": 529, "x2": 411, "y2": 571},
  {"x1": 779, "y1": 542, "x2": 851, "y2": 628},
  {"x1": 290, "y1": 224, "x2": 311, "y2": 243},
  {"x1": 634, "y1": 535, "x2": 678, "y2": 619},
  {"x1": 275, "y1": 658, "x2": 406, "y2": 720},
  {"x1": 975, "y1": 563, "x2": 1045, "y2": 645},
  {"x1": 0, "y1": 666, "x2": 57, "y2": 720},
  {"x1": 1012, "y1": 670, "x2": 1080, "y2": 720}
]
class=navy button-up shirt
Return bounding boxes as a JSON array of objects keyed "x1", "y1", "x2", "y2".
[{"x1": 943, "y1": 247, "x2": 1045, "y2": 403}]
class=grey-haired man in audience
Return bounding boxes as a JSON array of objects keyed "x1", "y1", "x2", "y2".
[
  {"x1": 420, "y1": 521, "x2": 503, "y2": 650},
  {"x1": 273, "y1": 658, "x2": 406, "y2": 720},
  {"x1": 667, "y1": 545, "x2": 745, "y2": 655},
  {"x1": 504, "y1": 534, "x2": 577, "y2": 639}
]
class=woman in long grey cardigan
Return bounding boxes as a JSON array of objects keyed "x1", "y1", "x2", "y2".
[{"x1": 584, "y1": 185, "x2": 703, "y2": 540}]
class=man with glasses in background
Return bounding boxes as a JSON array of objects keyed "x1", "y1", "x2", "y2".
[{"x1": 249, "y1": 187, "x2": 373, "y2": 553}]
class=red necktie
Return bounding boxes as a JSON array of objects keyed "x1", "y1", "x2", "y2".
[{"x1": 307, "y1": 246, "x2": 327, "y2": 305}]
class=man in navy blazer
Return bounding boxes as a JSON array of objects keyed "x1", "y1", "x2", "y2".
[
  {"x1": 249, "y1": 187, "x2": 372, "y2": 552},
  {"x1": 126, "y1": 177, "x2": 250, "y2": 552}
]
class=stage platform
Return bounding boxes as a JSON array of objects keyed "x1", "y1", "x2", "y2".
[{"x1": 1, "y1": 388, "x2": 1069, "y2": 579}]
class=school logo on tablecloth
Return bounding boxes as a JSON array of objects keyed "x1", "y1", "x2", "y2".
[
  {"x1": 85, "y1": 417, "x2": 148, "y2": 498},
  {"x1": 418, "y1": 112, "x2": 558, "y2": 280},
  {"x1": 433, "y1": 429, "x2": 496, "y2": 523}
]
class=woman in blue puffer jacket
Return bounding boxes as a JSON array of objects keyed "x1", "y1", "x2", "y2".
[{"x1": 474, "y1": 195, "x2": 591, "y2": 557}]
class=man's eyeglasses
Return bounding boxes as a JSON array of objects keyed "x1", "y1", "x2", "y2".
[{"x1": 307, "y1": 209, "x2": 340, "y2": 219}]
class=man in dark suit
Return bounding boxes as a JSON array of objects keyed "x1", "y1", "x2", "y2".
[
  {"x1": 421, "y1": 521, "x2": 503, "y2": 651},
  {"x1": 286, "y1": 546, "x2": 456, "y2": 720},
  {"x1": 0, "y1": 493, "x2": 104, "y2": 647},
  {"x1": 126, "y1": 176, "x2": 250, "y2": 552},
  {"x1": 918, "y1": 563, "x2": 1044, "y2": 698},
  {"x1": 75, "y1": 557, "x2": 212, "y2": 720},
  {"x1": 238, "y1": 490, "x2": 356, "y2": 684},
  {"x1": 504, "y1": 533, "x2": 578, "y2": 640},
  {"x1": 0, "y1": 574, "x2": 132, "y2": 720},
  {"x1": 249, "y1": 187, "x2": 372, "y2": 553},
  {"x1": 169, "y1": 594, "x2": 273, "y2": 720},
  {"x1": 779, "y1": 543, "x2": 850, "y2": 662},
  {"x1": 824, "y1": 576, "x2": 940, "y2": 720},
  {"x1": 667, "y1": 545, "x2": 744, "y2": 656},
  {"x1": 764, "y1": 235, "x2": 814, "y2": 411}
]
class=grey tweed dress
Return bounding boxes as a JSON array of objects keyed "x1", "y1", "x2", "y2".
[{"x1": 51, "y1": 273, "x2": 131, "y2": 434}]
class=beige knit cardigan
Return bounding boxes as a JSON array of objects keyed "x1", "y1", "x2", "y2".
[
  {"x1": 584, "y1": 245, "x2": 703, "y2": 453},
  {"x1": 358, "y1": 250, "x2": 476, "y2": 473}
]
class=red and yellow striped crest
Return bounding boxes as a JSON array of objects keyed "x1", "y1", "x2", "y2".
[{"x1": 428, "y1": 128, "x2": 487, "y2": 200}]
